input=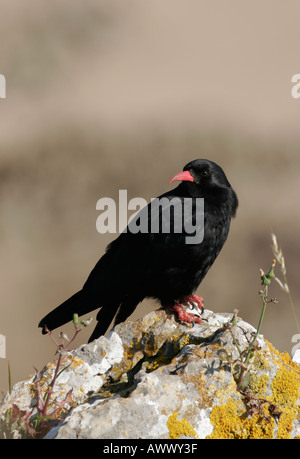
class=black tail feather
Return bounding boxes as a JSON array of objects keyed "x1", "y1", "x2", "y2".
[
  {"x1": 38, "y1": 290, "x2": 96, "y2": 334},
  {"x1": 88, "y1": 303, "x2": 120, "y2": 343},
  {"x1": 39, "y1": 284, "x2": 141, "y2": 343},
  {"x1": 87, "y1": 297, "x2": 141, "y2": 342}
]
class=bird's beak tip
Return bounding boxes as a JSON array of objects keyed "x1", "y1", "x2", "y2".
[{"x1": 169, "y1": 170, "x2": 194, "y2": 184}]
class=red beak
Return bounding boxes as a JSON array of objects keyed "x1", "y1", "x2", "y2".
[{"x1": 169, "y1": 170, "x2": 194, "y2": 184}]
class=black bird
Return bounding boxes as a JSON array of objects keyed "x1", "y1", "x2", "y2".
[{"x1": 39, "y1": 159, "x2": 238, "y2": 342}]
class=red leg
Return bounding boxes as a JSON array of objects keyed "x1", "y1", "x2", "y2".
[
  {"x1": 179, "y1": 294, "x2": 204, "y2": 312},
  {"x1": 165, "y1": 294, "x2": 204, "y2": 324}
]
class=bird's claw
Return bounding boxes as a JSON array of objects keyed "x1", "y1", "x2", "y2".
[
  {"x1": 165, "y1": 294, "x2": 204, "y2": 325},
  {"x1": 182, "y1": 301, "x2": 203, "y2": 318}
]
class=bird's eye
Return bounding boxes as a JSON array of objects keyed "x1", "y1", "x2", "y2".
[{"x1": 200, "y1": 168, "x2": 209, "y2": 177}]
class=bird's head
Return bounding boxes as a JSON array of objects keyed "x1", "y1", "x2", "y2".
[{"x1": 169, "y1": 159, "x2": 238, "y2": 216}]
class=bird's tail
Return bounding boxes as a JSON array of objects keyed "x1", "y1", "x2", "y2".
[
  {"x1": 87, "y1": 303, "x2": 120, "y2": 343},
  {"x1": 38, "y1": 290, "x2": 96, "y2": 334}
]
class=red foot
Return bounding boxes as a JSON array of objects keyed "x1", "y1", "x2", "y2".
[
  {"x1": 180, "y1": 294, "x2": 204, "y2": 311},
  {"x1": 165, "y1": 294, "x2": 204, "y2": 324}
]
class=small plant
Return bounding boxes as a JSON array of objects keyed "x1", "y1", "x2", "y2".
[
  {"x1": 232, "y1": 233, "x2": 298, "y2": 391},
  {"x1": 235, "y1": 258, "x2": 278, "y2": 391},
  {"x1": 0, "y1": 314, "x2": 91, "y2": 439},
  {"x1": 271, "y1": 233, "x2": 300, "y2": 333}
]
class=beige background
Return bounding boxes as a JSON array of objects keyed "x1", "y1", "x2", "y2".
[{"x1": 1, "y1": 0, "x2": 300, "y2": 393}]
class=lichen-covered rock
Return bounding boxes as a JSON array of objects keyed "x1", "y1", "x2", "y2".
[{"x1": 1, "y1": 309, "x2": 300, "y2": 439}]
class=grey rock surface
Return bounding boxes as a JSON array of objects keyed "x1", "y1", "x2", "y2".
[{"x1": 1, "y1": 309, "x2": 300, "y2": 439}]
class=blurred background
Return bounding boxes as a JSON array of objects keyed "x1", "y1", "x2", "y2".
[{"x1": 1, "y1": 0, "x2": 300, "y2": 393}]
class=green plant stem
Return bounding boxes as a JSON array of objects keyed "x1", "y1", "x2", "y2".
[
  {"x1": 245, "y1": 287, "x2": 268, "y2": 365},
  {"x1": 40, "y1": 351, "x2": 63, "y2": 418},
  {"x1": 65, "y1": 328, "x2": 81, "y2": 351},
  {"x1": 237, "y1": 286, "x2": 268, "y2": 391}
]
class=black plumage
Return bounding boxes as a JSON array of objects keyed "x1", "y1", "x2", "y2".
[{"x1": 39, "y1": 159, "x2": 238, "y2": 342}]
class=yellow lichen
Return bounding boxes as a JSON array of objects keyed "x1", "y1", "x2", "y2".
[
  {"x1": 183, "y1": 372, "x2": 213, "y2": 408},
  {"x1": 270, "y1": 365, "x2": 300, "y2": 439},
  {"x1": 242, "y1": 413, "x2": 275, "y2": 439},
  {"x1": 207, "y1": 398, "x2": 245, "y2": 439},
  {"x1": 70, "y1": 356, "x2": 85, "y2": 369},
  {"x1": 167, "y1": 412, "x2": 198, "y2": 439},
  {"x1": 207, "y1": 398, "x2": 275, "y2": 439},
  {"x1": 249, "y1": 373, "x2": 270, "y2": 397},
  {"x1": 266, "y1": 341, "x2": 300, "y2": 373},
  {"x1": 271, "y1": 366, "x2": 299, "y2": 406},
  {"x1": 276, "y1": 406, "x2": 298, "y2": 439},
  {"x1": 208, "y1": 344, "x2": 300, "y2": 439}
]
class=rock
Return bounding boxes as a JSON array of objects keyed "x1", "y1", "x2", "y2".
[{"x1": 1, "y1": 309, "x2": 300, "y2": 439}]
